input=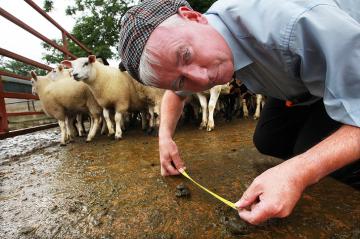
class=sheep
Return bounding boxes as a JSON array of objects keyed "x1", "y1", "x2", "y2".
[
  {"x1": 196, "y1": 83, "x2": 231, "y2": 131},
  {"x1": 30, "y1": 70, "x2": 103, "y2": 145},
  {"x1": 228, "y1": 78, "x2": 265, "y2": 120},
  {"x1": 61, "y1": 55, "x2": 164, "y2": 139},
  {"x1": 46, "y1": 65, "x2": 88, "y2": 138},
  {"x1": 131, "y1": 79, "x2": 164, "y2": 134}
]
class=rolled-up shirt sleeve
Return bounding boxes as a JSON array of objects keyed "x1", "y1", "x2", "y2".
[{"x1": 290, "y1": 4, "x2": 360, "y2": 127}]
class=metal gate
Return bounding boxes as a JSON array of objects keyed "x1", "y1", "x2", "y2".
[{"x1": 0, "y1": 0, "x2": 92, "y2": 139}]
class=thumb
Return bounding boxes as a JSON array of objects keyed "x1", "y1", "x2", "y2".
[
  {"x1": 235, "y1": 182, "x2": 261, "y2": 209},
  {"x1": 172, "y1": 153, "x2": 186, "y2": 171}
]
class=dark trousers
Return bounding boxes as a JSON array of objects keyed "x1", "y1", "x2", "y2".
[{"x1": 253, "y1": 97, "x2": 360, "y2": 190}]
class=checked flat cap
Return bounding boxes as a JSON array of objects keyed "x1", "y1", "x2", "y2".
[{"x1": 118, "y1": 0, "x2": 192, "y2": 83}]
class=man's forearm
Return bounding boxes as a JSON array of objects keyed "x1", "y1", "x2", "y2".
[
  {"x1": 297, "y1": 124, "x2": 360, "y2": 186},
  {"x1": 159, "y1": 90, "x2": 185, "y2": 139}
]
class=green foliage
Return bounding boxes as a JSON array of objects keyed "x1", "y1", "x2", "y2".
[
  {"x1": 41, "y1": 39, "x2": 86, "y2": 64},
  {"x1": 42, "y1": 0, "x2": 135, "y2": 64},
  {"x1": 41, "y1": 0, "x2": 217, "y2": 64},
  {"x1": 0, "y1": 59, "x2": 47, "y2": 77},
  {"x1": 188, "y1": 0, "x2": 217, "y2": 13},
  {"x1": 43, "y1": 0, "x2": 54, "y2": 12}
]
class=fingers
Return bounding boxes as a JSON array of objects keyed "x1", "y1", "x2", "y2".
[
  {"x1": 159, "y1": 137, "x2": 184, "y2": 176},
  {"x1": 160, "y1": 161, "x2": 178, "y2": 176},
  {"x1": 160, "y1": 153, "x2": 183, "y2": 176},
  {"x1": 160, "y1": 165, "x2": 168, "y2": 176},
  {"x1": 235, "y1": 180, "x2": 261, "y2": 209},
  {"x1": 165, "y1": 163, "x2": 180, "y2": 175},
  {"x1": 238, "y1": 202, "x2": 270, "y2": 225},
  {"x1": 171, "y1": 152, "x2": 185, "y2": 172},
  {"x1": 235, "y1": 179, "x2": 268, "y2": 225}
]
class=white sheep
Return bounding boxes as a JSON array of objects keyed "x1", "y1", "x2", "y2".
[
  {"x1": 61, "y1": 55, "x2": 164, "y2": 139},
  {"x1": 196, "y1": 83, "x2": 231, "y2": 131},
  {"x1": 46, "y1": 65, "x2": 89, "y2": 138},
  {"x1": 30, "y1": 70, "x2": 102, "y2": 145},
  {"x1": 131, "y1": 79, "x2": 164, "y2": 134}
]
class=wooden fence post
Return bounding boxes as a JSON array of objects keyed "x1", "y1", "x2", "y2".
[{"x1": 0, "y1": 76, "x2": 9, "y2": 133}]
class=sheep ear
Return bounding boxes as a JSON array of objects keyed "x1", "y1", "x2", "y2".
[
  {"x1": 61, "y1": 60, "x2": 72, "y2": 68},
  {"x1": 30, "y1": 71, "x2": 37, "y2": 81},
  {"x1": 88, "y1": 55, "x2": 96, "y2": 63},
  {"x1": 58, "y1": 64, "x2": 64, "y2": 71}
]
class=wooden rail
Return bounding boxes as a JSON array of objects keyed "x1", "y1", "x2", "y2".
[{"x1": 0, "y1": 1, "x2": 92, "y2": 137}]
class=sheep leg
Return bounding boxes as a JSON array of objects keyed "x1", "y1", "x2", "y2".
[
  {"x1": 121, "y1": 112, "x2": 127, "y2": 131},
  {"x1": 69, "y1": 116, "x2": 78, "y2": 138},
  {"x1": 242, "y1": 98, "x2": 249, "y2": 118},
  {"x1": 190, "y1": 101, "x2": 200, "y2": 121},
  {"x1": 58, "y1": 120, "x2": 67, "y2": 146},
  {"x1": 254, "y1": 94, "x2": 262, "y2": 120},
  {"x1": 64, "y1": 117, "x2": 70, "y2": 142},
  {"x1": 147, "y1": 107, "x2": 155, "y2": 135},
  {"x1": 196, "y1": 93, "x2": 208, "y2": 129},
  {"x1": 65, "y1": 116, "x2": 75, "y2": 142},
  {"x1": 103, "y1": 108, "x2": 115, "y2": 136},
  {"x1": 100, "y1": 117, "x2": 108, "y2": 135},
  {"x1": 86, "y1": 116, "x2": 100, "y2": 142},
  {"x1": 152, "y1": 104, "x2": 161, "y2": 136},
  {"x1": 207, "y1": 89, "x2": 221, "y2": 131},
  {"x1": 154, "y1": 104, "x2": 161, "y2": 129},
  {"x1": 234, "y1": 95, "x2": 241, "y2": 118},
  {"x1": 114, "y1": 112, "x2": 123, "y2": 140},
  {"x1": 140, "y1": 111, "x2": 148, "y2": 131},
  {"x1": 75, "y1": 114, "x2": 85, "y2": 137}
]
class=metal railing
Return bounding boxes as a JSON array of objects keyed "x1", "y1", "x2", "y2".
[{"x1": 0, "y1": 0, "x2": 92, "y2": 139}]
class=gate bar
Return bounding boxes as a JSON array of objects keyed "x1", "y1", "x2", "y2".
[
  {"x1": 24, "y1": 0, "x2": 92, "y2": 55},
  {"x1": 0, "y1": 7, "x2": 77, "y2": 59},
  {"x1": 0, "y1": 77, "x2": 9, "y2": 133},
  {"x1": 0, "y1": 48, "x2": 52, "y2": 71}
]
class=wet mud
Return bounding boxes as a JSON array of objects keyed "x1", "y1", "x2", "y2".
[{"x1": 1, "y1": 118, "x2": 360, "y2": 238}]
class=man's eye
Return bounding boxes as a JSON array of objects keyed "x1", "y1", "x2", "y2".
[{"x1": 178, "y1": 77, "x2": 185, "y2": 90}]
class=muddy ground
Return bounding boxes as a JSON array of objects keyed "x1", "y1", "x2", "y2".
[{"x1": 1, "y1": 118, "x2": 360, "y2": 239}]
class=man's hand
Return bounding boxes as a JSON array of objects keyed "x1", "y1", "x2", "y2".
[
  {"x1": 235, "y1": 158, "x2": 308, "y2": 225},
  {"x1": 159, "y1": 137, "x2": 185, "y2": 176},
  {"x1": 235, "y1": 125, "x2": 360, "y2": 225}
]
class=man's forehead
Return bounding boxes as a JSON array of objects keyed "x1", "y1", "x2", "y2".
[{"x1": 147, "y1": 35, "x2": 184, "y2": 66}]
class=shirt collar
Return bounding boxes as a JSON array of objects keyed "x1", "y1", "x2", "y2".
[{"x1": 204, "y1": 13, "x2": 252, "y2": 71}]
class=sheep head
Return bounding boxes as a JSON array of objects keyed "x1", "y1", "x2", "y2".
[
  {"x1": 61, "y1": 55, "x2": 97, "y2": 82},
  {"x1": 48, "y1": 65, "x2": 72, "y2": 80},
  {"x1": 30, "y1": 71, "x2": 38, "y2": 95}
]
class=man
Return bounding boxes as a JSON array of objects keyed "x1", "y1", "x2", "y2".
[{"x1": 118, "y1": 0, "x2": 360, "y2": 225}]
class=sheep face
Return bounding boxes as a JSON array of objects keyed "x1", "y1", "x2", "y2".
[
  {"x1": 47, "y1": 65, "x2": 72, "y2": 80},
  {"x1": 62, "y1": 55, "x2": 96, "y2": 83},
  {"x1": 30, "y1": 71, "x2": 38, "y2": 95}
]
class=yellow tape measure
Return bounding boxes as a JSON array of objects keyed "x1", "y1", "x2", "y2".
[{"x1": 180, "y1": 169, "x2": 237, "y2": 210}]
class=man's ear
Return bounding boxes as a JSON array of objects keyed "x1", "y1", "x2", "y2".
[
  {"x1": 88, "y1": 55, "x2": 96, "y2": 63},
  {"x1": 178, "y1": 6, "x2": 208, "y2": 24}
]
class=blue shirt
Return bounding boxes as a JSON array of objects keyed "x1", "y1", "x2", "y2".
[{"x1": 205, "y1": 0, "x2": 360, "y2": 127}]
